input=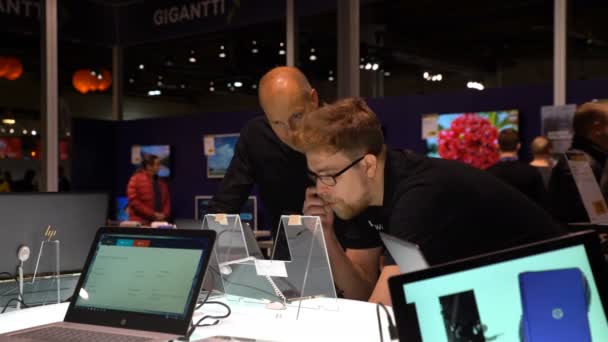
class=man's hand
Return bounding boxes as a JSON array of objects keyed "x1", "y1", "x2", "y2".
[
  {"x1": 303, "y1": 187, "x2": 334, "y2": 234},
  {"x1": 153, "y1": 212, "x2": 166, "y2": 221}
]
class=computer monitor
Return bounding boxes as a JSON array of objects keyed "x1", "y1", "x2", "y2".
[
  {"x1": 0, "y1": 193, "x2": 109, "y2": 276},
  {"x1": 194, "y1": 195, "x2": 257, "y2": 231},
  {"x1": 389, "y1": 231, "x2": 608, "y2": 342}
]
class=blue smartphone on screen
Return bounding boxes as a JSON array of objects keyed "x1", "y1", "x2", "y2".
[{"x1": 519, "y1": 268, "x2": 591, "y2": 342}]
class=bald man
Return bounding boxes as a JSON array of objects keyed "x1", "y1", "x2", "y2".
[
  {"x1": 207, "y1": 67, "x2": 319, "y2": 239},
  {"x1": 549, "y1": 102, "x2": 608, "y2": 223}
]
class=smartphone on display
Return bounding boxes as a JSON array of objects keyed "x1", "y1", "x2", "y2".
[
  {"x1": 439, "y1": 290, "x2": 486, "y2": 342},
  {"x1": 519, "y1": 268, "x2": 592, "y2": 342}
]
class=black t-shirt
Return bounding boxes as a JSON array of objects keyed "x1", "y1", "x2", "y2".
[
  {"x1": 207, "y1": 116, "x2": 357, "y2": 248},
  {"x1": 486, "y1": 160, "x2": 548, "y2": 207},
  {"x1": 349, "y1": 150, "x2": 564, "y2": 266},
  {"x1": 207, "y1": 116, "x2": 310, "y2": 234}
]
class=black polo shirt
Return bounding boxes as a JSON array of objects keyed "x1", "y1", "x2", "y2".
[
  {"x1": 349, "y1": 150, "x2": 564, "y2": 265},
  {"x1": 486, "y1": 159, "x2": 548, "y2": 208}
]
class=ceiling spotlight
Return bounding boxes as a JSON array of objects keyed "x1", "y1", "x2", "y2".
[
  {"x1": 164, "y1": 58, "x2": 174, "y2": 67},
  {"x1": 180, "y1": 83, "x2": 186, "y2": 89},
  {"x1": 423, "y1": 71, "x2": 430, "y2": 79},
  {"x1": 2, "y1": 119, "x2": 15, "y2": 125},
  {"x1": 230, "y1": 87, "x2": 235, "y2": 92},
  {"x1": 219, "y1": 45, "x2": 226, "y2": 58},
  {"x1": 209, "y1": 86, "x2": 215, "y2": 92},
  {"x1": 467, "y1": 81, "x2": 485, "y2": 91},
  {"x1": 189, "y1": 56, "x2": 197, "y2": 63},
  {"x1": 227, "y1": 82, "x2": 232, "y2": 87},
  {"x1": 328, "y1": 76, "x2": 334, "y2": 82},
  {"x1": 90, "y1": 70, "x2": 96, "y2": 76},
  {"x1": 280, "y1": 42, "x2": 284, "y2": 47},
  {"x1": 147, "y1": 90, "x2": 161, "y2": 96},
  {"x1": 365, "y1": 63, "x2": 372, "y2": 70},
  {"x1": 9, "y1": 128, "x2": 14, "y2": 134},
  {"x1": 157, "y1": 81, "x2": 163, "y2": 86},
  {"x1": 384, "y1": 71, "x2": 391, "y2": 77},
  {"x1": 138, "y1": 64, "x2": 144, "y2": 70},
  {"x1": 437, "y1": 74, "x2": 443, "y2": 81},
  {"x1": 234, "y1": 81, "x2": 243, "y2": 88},
  {"x1": 309, "y1": 55, "x2": 317, "y2": 61},
  {"x1": 31, "y1": 130, "x2": 37, "y2": 136},
  {"x1": 329, "y1": 70, "x2": 333, "y2": 75},
  {"x1": 372, "y1": 63, "x2": 379, "y2": 71},
  {"x1": 97, "y1": 74, "x2": 103, "y2": 80},
  {"x1": 0, "y1": 127, "x2": 5, "y2": 133},
  {"x1": 22, "y1": 129, "x2": 27, "y2": 135},
  {"x1": 66, "y1": 131, "x2": 71, "y2": 137},
  {"x1": 252, "y1": 84, "x2": 257, "y2": 89},
  {"x1": 279, "y1": 49, "x2": 286, "y2": 55},
  {"x1": 360, "y1": 57, "x2": 365, "y2": 62},
  {"x1": 360, "y1": 64, "x2": 364, "y2": 69},
  {"x1": 128, "y1": 78, "x2": 135, "y2": 84},
  {"x1": 252, "y1": 48, "x2": 259, "y2": 54},
  {"x1": 158, "y1": 75, "x2": 163, "y2": 80},
  {"x1": 210, "y1": 81, "x2": 214, "y2": 86}
]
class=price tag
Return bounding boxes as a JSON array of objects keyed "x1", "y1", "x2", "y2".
[
  {"x1": 214, "y1": 214, "x2": 228, "y2": 225},
  {"x1": 255, "y1": 260, "x2": 288, "y2": 278},
  {"x1": 287, "y1": 215, "x2": 302, "y2": 226}
]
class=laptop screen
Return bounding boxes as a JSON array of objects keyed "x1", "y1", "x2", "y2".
[
  {"x1": 74, "y1": 233, "x2": 209, "y2": 320},
  {"x1": 400, "y1": 244, "x2": 608, "y2": 341}
]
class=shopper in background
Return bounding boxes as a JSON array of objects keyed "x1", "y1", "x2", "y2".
[
  {"x1": 127, "y1": 154, "x2": 171, "y2": 225},
  {"x1": 549, "y1": 102, "x2": 608, "y2": 223},
  {"x1": 530, "y1": 135, "x2": 554, "y2": 188},
  {"x1": 298, "y1": 98, "x2": 563, "y2": 305},
  {"x1": 487, "y1": 129, "x2": 547, "y2": 207},
  {"x1": 13, "y1": 169, "x2": 37, "y2": 192}
]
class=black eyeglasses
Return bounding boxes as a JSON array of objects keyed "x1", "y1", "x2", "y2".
[{"x1": 308, "y1": 156, "x2": 365, "y2": 186}]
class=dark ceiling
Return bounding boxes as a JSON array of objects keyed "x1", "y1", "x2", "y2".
[{"x1": 1, "y1": 0, "x2": 607, "y2": 107}]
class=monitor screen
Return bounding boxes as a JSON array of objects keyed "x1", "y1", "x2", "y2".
[
  {"x1": 116, "y1": 196, "x2": 129, "y2": 221},
  {"x1": 131, "y1": 145, "x2": 171, "y2": 178},
  {"x1": 74, "y1": 233, "x2": 209, "y2": 319},
  {"x1": 206, "y1": 134, "x2": 239, "y2": 179},
  {"x1": 196, "y1": 195, "x2": 257, "y2": 230},
  {"x1": 402, "y1": 244, "x2": 608, "y2": 341},
  {"x1": 425, "y1": 110, "x2": 519, "y2": 169}
]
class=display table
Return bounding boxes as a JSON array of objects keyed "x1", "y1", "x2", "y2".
[{"x1": 0, "y1": 298, "x2": 393, "y2": 342}]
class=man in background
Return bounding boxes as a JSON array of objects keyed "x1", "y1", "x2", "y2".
[
  {"x1": 549, "y1": 102, "x2": 608, "y2": 223},
  {"x1": 529, "y1": 136, "x2": 553, "y2": 188},
  {"x1": 127, "y1": 154, "x2": 171, "y2": 225},
  {"x1": 487, "y1": 129, "x2": 547, "y2": 207},
  {"x1": 207, "y1": 66, "x2": 317, "y2": 235}
]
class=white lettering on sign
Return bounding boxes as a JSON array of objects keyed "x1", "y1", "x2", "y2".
[
  {"x1": 153, "y1": 0, "x2": 225, "y2": 27},
  {"x1": 0, "y1": 0, "x2": 41, "y2": 19}
]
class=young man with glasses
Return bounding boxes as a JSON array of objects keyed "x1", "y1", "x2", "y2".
[{"x1": 298, "y1": 98, "x2": 564, "y2": 305}]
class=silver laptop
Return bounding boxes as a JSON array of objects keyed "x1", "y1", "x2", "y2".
[
  {"x1": 380, "y1": 232, "x2": 429, "y2": 273},
  {"x1": 0, "y1": 227, "x2": 216, "y2": 342}
]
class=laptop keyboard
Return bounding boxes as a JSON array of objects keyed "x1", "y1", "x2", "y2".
[{"x1": 11, "y1": 326, "x2": 155, "y2": 341}]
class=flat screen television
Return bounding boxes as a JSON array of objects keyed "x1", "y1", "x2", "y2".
[
  {"x1": 205, "y1": 134, "x2": 239, "y2": 179},
  {"x1": 131, "y1": 145, "x2": 171, "y2": 178},
  {"x1": 195, "y1": 195, "x2": 258, "y2": 231},
  {"x1": 116, "y1": 196, "x2": 129, "y2": 221},
  {"x1": 424, "y1": 110, "x2": 519, "y2": 169}
]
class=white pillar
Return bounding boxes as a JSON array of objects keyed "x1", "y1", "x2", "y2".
[
  {"x1": 112, "y1": 45, "x2": 124, "y2": 121},
  {"x1": 554, "y1": 0, "x2": 567, "y2": 105},
  {"x1": 337, "y1": 0, "x2": 360, "y2": 98},
  {"x1": 286, "y1": 0, "x2": 295, "y2": 67},
  {"x1": 41, "y1": 0, "x2": 59, "y2": 192}
]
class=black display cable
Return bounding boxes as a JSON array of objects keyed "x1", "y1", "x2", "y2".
[{"x1": 376, "y1": 302, "x2": 397, "y2": 341}]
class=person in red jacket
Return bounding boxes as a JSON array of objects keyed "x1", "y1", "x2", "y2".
[{"x1": 127, "y1": 154, "x2": 171, "y2": 225}]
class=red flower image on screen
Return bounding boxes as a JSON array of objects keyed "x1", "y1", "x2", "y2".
[{"x1": 437, "y1": 114, "x2": 499, "y2": 169}]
